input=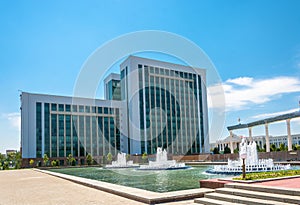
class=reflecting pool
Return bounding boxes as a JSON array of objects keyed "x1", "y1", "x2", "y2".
[{"x1": 49, "y1": 166, "x2": 233, "y2": 193}]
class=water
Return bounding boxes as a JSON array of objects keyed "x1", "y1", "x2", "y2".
[{"x1": 49, "y1": 166, "x2": 231, "y2": 192}]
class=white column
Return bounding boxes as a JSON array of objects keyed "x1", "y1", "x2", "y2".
[
  {"x1": 286, "y1": 119, "x2": 292, "y2": 151},
  {"x1": 265, "y1": 123, "x2": 270, "y2": 152},
  {"x1": 230, "y1": 130, "x2": 234, "y2": 153},
  {"x1": 248, "y1": 127, "x2": 252, "y2": 142}
]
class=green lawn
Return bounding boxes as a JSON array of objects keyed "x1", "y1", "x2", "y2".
[{"x1": 233, "y1": 169, "x2": 300, "y2": 180}]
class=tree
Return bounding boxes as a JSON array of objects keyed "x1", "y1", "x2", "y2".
[
  {"x1": 43, "y1": 154, "x2": 49, "y2": 166},
  {"x1": 224, "y1": 146, "x2": 231, "y2": 154},
  {"x1": 142, "y1": 152, "x2": 148, "y2": 163},
  {"x1": 279, "y1": 143, "x2": 287, "y2": 151},
  {"x1": 296, "y1": 144, "x2": 300, "y2": 150},
  {"x1": 2, "y1": 161, "x2": 9, "y2": 170},
  {"x1": 256, "y1": 144, "x2": 265, "y2": 152},
  {"x1": 106, "y1": 153, "x2": 112, "y2": 164},
  {"x1": 3, "y1": 151, "x2": 22, "y2": 169},
  {"x1": 29, "y1": 159, "x2": 35, "y2": 167},
  {"x1": 86, "y1": 154, "x2": 93, "y2": 165},
  {"x1": 14, "y1": 151, "x2": 22, "y2": 169},
  {"x1": 270, "y1": 144, "x2": 277, "y2": 152},
  {"x1": 213, "y1": 147, "x2": 219, "y2": 154},
  {"x1": 67, "y1": 154, "x2": 76, "y2": 166},
  {"x1": 51, "y1": 160, "x2": 57, "y2": 167},
  {"x1": 102, "y1": 155, "x2": 106, "y2": 165},
  {"x1": 0, "y1": 153, "x2": 4, "y2": 163}
]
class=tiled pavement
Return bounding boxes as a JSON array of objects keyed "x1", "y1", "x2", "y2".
[{"x1": 253, "y1": 176, "x2": 300, "y2": 188}]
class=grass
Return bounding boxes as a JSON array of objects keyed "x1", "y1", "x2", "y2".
[{"x1": 233, "y1": 169, "x2": 300, "y2": 180}]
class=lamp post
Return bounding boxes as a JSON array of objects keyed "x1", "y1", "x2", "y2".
[{"x1": 241, "y1": 153, "x2": 247, "y2": 179}]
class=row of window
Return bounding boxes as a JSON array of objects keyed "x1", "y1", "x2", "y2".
[
  {"x1": 138, "y1": 64, "x2": 197, "y2": 80},
  {"x1": 50, "y1": 103, "x2": 117, "y2": 114},
  {"x1": 37, "y1": 102, "x2": 121, "y2": 158}
]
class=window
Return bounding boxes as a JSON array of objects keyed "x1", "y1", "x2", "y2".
[
  {"x1": 36, "y1": 102, "x2": 42, "y2": 158},
  {"x1": 58, "y1": 114, "x2": 64, "y2": 157},
  {"x1": 72, "y1": 105, "x2": 77, "y2": 112},
  {"x1": 51, "y1": 104, "x2": 57, "y2": 111},
  {"x1": 79, "y1": 105, "x2": 84, "y2": 112},
  {"x1": 92, "y1": 106, "x2": 96, "y2": 113},
  {"x1": 72, "y1": 115, "x2": 78, "y2": 157},
  {"x1": 44, "y1": 103, "x2": 50, "y2": 156},
  {"x1": 104, "y1": 107, "x2": 108, "y2": 114},
  {"x1": 59, "y1": 104, "x2": 64, "y2": 112},
  {"x1": 51, "y1": 114, "x2": 57, "y2": 157},
  {"x1": 65, "y1": 104, "x2": 71, "y2": 112}
]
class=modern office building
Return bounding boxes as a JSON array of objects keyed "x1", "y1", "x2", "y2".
[
  {"x1": 120, "y1": 56, "x2": 209, "y2": 155},
  {"x1": 21, "y1": 93, "x2": 122, "y2": 165},
  {"x1": 20, "y1": 56, "x2": 209, "y2": 165}
]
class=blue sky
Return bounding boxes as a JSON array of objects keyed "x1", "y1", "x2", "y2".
[{"x1": 1, "y1": 0, "x2": 300, "y2": 153}]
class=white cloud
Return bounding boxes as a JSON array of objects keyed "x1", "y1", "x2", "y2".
[
  {"x1": 2, "y1": 113, "x2": 21, "y2": 132},
  {"x1": 208, "y1": 76, "x2": 300, "y2": 111},
  {"x1": 226, "y1": 77, "x2": 253, "y2": 86}
]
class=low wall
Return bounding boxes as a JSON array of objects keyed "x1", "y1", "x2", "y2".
[
  {"x1": 207, "y1": 150, "x2": 300, "y2": 162},
  {"x1": 172, "y1": 154, "x2": 210, "y2": 162}
]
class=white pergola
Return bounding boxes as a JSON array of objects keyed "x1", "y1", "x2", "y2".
[{"x1": 227, "y1": 111, "x2": 300, "y2": 153}]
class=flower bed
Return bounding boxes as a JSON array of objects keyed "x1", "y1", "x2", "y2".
[{"x1": 233, "y1": 169, "x2": 300, "y2": 180}]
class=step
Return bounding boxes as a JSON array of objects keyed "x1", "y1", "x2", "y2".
[
  {"x1": 225, "y1": 183, "x2": 300, "y2": 196},
  {"x1": 204, "y1": 192, "x2": 296, "y2": 205},
  {"x1": 194, "y1": 197, "x2": 246, "y2": 205},
  {"x1": 216, "y1": 187, "x2": 300, "y2": 204}
]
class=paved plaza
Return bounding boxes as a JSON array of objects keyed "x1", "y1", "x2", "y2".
[
  {"x1": 1, "y1": 169, "x2": 300, "y2": 205},
  {"x1": 0, "y1": 169, "x2": 196, "y2": 205},
  {"x1": 254, "y1": 176, "x2": 300, "y2": 188}
]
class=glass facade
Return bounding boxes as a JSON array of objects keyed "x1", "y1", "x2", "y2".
[
  {"x1": 106, "y1": 79, "x2": 121, "y2": 100},
  {"x1": 44, "y1": 103, "x2": 50, "y2": 156},
  {"x1": 35, "y1": 102, "x2": 120, "y2": 158},
  {"x1": 30, "y1": 58, "x2": 207, "y2": 159},
  {"x1": 36, "y1": 102, "x2": 42, "y2": 158},
  {"x1": 137, "y1": 64, "x2": 204, "y2": 155}
]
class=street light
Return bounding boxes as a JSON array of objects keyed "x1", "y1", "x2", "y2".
[{"x1": 240, "y1": 152, "x2": 247, "y2": 179}]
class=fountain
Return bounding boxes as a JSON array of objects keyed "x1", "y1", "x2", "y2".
[
  {"x1": 138, "y1": 147, "x2": 189, "y2": 170},
  {"x1": 105, "y1": 152, "x2": 140, "y2": 169},
  {"x1": 207, "y1": 137, "x2": 291, "y2": 174}
]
